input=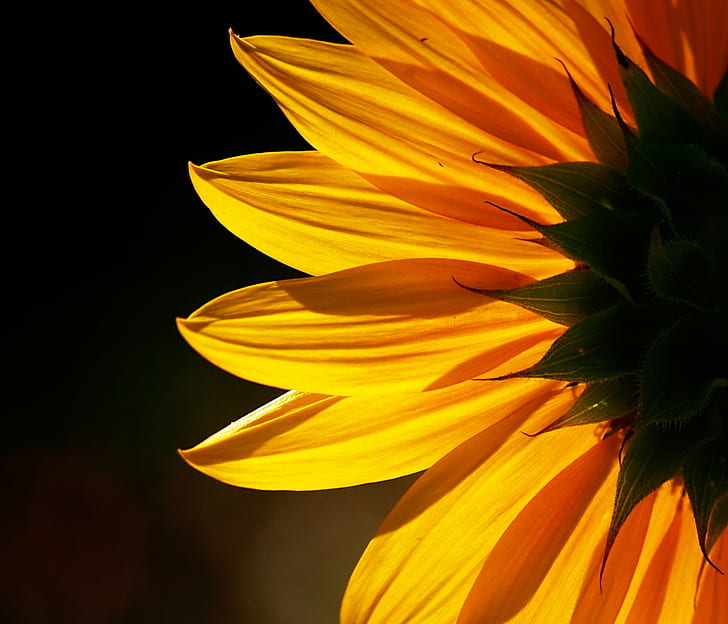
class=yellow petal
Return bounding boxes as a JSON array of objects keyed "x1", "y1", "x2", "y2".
[
  {"x1": 189, "y1": 151, "x2": 572, "y2": 278},
  {"x1": 340, "y1": 390, "x2": 596, "y2": 624},
  {"x1": 311, "y1": 0, "x2": 591, "y2": 159},
  {"x1": 457, "y1": 433, "x2": 620, "y2": 624},
  {"x1": 570, "y1": 490, "x2": 655, "y2": 624},
  {"x1": 418, "y1": 0, "x2": 633, "y2": 126},
  {"x1": 231, "y1": 33, "x2": 564, "y2": 227},
  {"x1": 180, "y1": 378, "x2": 565, "y2": 490},
  {"x1": 654, "y1": 502, "x2": 708, "y2": 623},
  {"x1": 627, "y1": 0, "x2": 728, "y2": 96},
  {"x1": 178, "y1": 258, "x2": 562, "y2": 396}
]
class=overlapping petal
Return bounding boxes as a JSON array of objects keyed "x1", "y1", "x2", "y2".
[
  {"x1": 417, "y1": 0, "x2": 635, "y2": 124},
  {"x1": 189, "y1": 151, "x2": 572, "y2": 278},
  {"x1": 456, "y1": 432, "x2": 621, "y2": 624},
  {"x1": 180, "y1": 378, "x2": 567, "y2": 490},
  {"x1": 178, "y1": 258, "x2": 563, "y2": 396},
  {"x1": 182, "y1": 1, "x2": 727, "y2": 622},
  {"x1": 695, "y1": 533, "x2": 728, "y2": 622},
  {"x1": 230, "y1": 33, "x2": 564, "y2": 227},
  {"x1": 340, "y1": 398, "x2": 614, "y2": 624},
  {"x1": 311, "y1": 0, "x2": 592, "y2": 156},
  {"x1": 626, "y1": 0, "x2": 728, "y2": 96}
]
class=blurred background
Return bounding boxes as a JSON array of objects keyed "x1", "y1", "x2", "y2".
[{"x1": 4, "y1": 3, "x2": 415, "y2": 622}]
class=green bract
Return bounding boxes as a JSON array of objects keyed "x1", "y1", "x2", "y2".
[{"x1": 477, "y1": 35, "x2": 728, "y2": 569}]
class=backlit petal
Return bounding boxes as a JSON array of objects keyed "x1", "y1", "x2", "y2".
[
  {"x1": 627, "y1": 0, "x2": 728, "y2": 96},
  {"x1": 311, "y1": 0, "x2": 592, "y2": 159},
  {"x1": 419, "y1": 0, "x2": 634, "y2": 125},
  {"x1": 569, "y1": 491, "x2": 655, "y2": 624},
  {"x1": 620, "y1": 490, "x2": 692, "y2": 624},
  {"x1": 694, "y1": 533, "x2": 728, "y2": 623},
  {"x1": 189, "y1": 151, "x2": 572, "y2": 278},
  {"x1": 178, "y1": 259, "x2": 562, "y2": 396},
  {"x1": 457, "y1": 434, "x2": 620, "y2": 624},
  {"x1": 181, "y1": 378, "x2": 565, "y2": 490},
  {"x1": 341, "y1": 398, "x2": 607, "y2": 624},
  {"x1": 231, "y1": 33, "x2": 563, "y2": 227}
]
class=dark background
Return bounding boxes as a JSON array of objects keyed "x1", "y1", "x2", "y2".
[{"x1": 4, "y1": 4, "x2": 413, "y2": 623}]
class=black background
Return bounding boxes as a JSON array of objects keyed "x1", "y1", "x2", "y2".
[{"x1": 4, "y1": 3, "x2": 413, "y2": 623}]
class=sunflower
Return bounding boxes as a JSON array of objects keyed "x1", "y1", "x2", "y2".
[{"x1": 178, "y1": 0, "x2": 727, "y2": 621}]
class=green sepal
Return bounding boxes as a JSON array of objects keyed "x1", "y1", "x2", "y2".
[
  {"x1": 614, "y1": 40, "x2": 716, "y2": 149},
  {"x1": 605, "y1": 421, "x2": 700, "y2": 571},
  {"x1": 514, "y1": 302, "x2": 659, "y2": 382},
  {"x1": 475, "y1": 268, "x2": 618, "y2": 326},
  {"x1": 634, "y1": 32, "x2": 727, "y2": 137},
  {"x1": 563, "y1": 67, "x2": 628, "y2": 171},
  {"x1": 626, "y1": 140, "x2": 728, "y2": 252},
  {"x1": 639, "y1": 315, "x2": 728, "y2": 427},
  {"x1": 538, "y1": 377, "x2": 638, "y2": 433},
  {"x1": 497, "y1": 161, "x2": 647, "y2": 221},
  {"x1": 683, "y1": 401, "x2": 728, "y2": 565},
  {"x1": 528, "y1": 209, "x2": 655, "y2": 302},
  {"x1": 647, "y1": 236, "x2": 715, "y2": 310},
  {"x1": 715, "y1": 69, "x2": 728, "y2": 122}
]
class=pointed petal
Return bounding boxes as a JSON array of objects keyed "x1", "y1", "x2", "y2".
[
  {"x1": 419, "y1": 0, "x2": 636, "y2": 122},
  {"x1": 311, "y1": 0, "x2": 591, "y2": 159},
  {"x1": 181, "y1": 378, "x2": 565, "y2": 490},
  {"x1": 231, "y1": 33, "x2": 563, "y2": 227},
  {"x1": 626, "y1": 0, "x2": 728, "y2": 96},
  {"x1": 570, "y1": 490, "x2": 655, "y2": 624},
  {"x1": 178, "y1": 259, "x2": 562, "y2": 396},
  {"x1": 457, "y1": 434, "x2": 620, "y2": 624},
  {"x1": 621, "y1": 491, "x2": 693, "y2": 624},
  {"x1": 189, "y1": 151, "x2": 572, "y2": 278},
  {"x1": 340, "y1": 391, "x2": 605, "y2": 624},
  {"x1": 694, "y1": 532, "x2": 728, "y2": 623}
]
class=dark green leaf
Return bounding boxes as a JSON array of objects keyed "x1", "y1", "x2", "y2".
[
  {"x1": 516, "y1": 303, "x2": 658, "y2": 382},
  {"x1": 635, "y1": 32, "x2": 727, "y2": 137},
  {"x1": 605, "y1": 423, "x2": 697, "y2": 570},
  {"x1": 476, "y1": 268, "x2": 618, "y2": 326},
  {"x1": 626, "y1": 140, "x2": 728, "y2": 253},
  {"x1": 532, "y1": 209, "x2": 655, "y2": 302},
  {"x1": 639, "y1": 315, "x2": 728, "y2": 426},
  {"x1": 499, "y1": 161, "x2": 646, "y2": 221},
  {"x1": 715, "y1": 68, "x2": 728, "y2": 122},
  {"x1": 614, "y1": 40, "x2": 715, "y2": 148},
  {"x1": 564, "y1": 69, "x2": 628, "y2": 171},
  {"x1": 683, "y1": 409, "x2": 728, "y2": 565},
  {"x1": 539, "y1": 377, "x2": 638, "y2": 433},
  {"x1": 647, "y1": 237, "x2": 715, "y2": 310}
]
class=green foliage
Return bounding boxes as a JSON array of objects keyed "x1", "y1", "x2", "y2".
[
  {"x1": 477, "y1": 40, "x2": 728, "y2": 567},
  {"x1": 639, "y1": 316, "x2": 728, "y2": 427},
  {"x1": 518, "y1": 303, "x2": 658, "y2": 382},
  {"x1": 476, "y1": 268, "x2": 617, "y2": 326},
  {"x1": 539, "y1": 377, "x2": 638, "y2": 433}
]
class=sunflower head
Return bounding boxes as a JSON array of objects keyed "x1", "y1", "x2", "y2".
[
  {"x1": 179, "y1": 1, "x2": 727, "y2": 621},
  {"x1": 473, "y1": 29, "x2": 728, "y2": 568}
]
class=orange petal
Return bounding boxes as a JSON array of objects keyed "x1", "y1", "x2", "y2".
[
  {"x1": 311, "y1": 0, "x2": 591, "y2": 160},
  {"x1": 621, "y1": 490, "x2": 690, "y2": 624},
  {"x1": 626, "y1": 0, "x2": 728, "y2": 96},
  {"x1": 178, "y1": 258, "x2": 562, "y2": 396},
  {"x1": 231, "y1": 33, "x2": 564, "y2": 227},
  {"x1": 341, "y1": 392, "x2": 600, "y2": 624},
  {"x1": 420, "y1": 0, "x2": 634, "y2": 126},
  {"x1": 694, "y1": 532, "x2": 728, "y2": 623},
  {"x1": 189, "y1": 151, "x2": 572, "y2": 278},
  {"x1": 570, "y1": 490, "x2": 655, "y2": 624},
  {"x1": 457, "y1": 433, "x2": 620, "y2": 624},
  {"x1": 180, "y1": 378, "x2": 565, "y2": 490}
]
